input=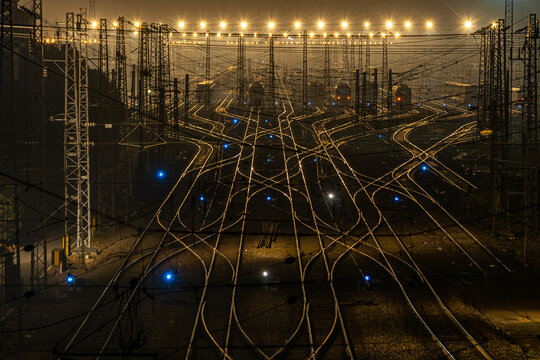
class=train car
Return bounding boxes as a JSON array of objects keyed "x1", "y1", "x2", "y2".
[
  {"x1": 335, "y1": 82, "x2": 351, "y2": 106},
  {"x1": 357, "y1": 80, "x2": 377, "y2": 112},
  {"x1": 248, "y1": 82, "x2": 265, "y2": 107},
  {"x1": 195, "y1": 80, "x2": 216, "y2": 104},
  {"x1": 215, "y1": 66, "x2": 235, "y2": 88},
  {"x1": 394, "y1": 84, "x2": 412, "y2": 111},
  {"x1": 307, "y1": 82, "x2": 325, "y2": 107},
  {"x1": 442, "y1": 81, "x2": 477, "y2": 109}
]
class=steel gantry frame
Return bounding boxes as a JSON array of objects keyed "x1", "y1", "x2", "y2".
[
  {"x1": 522, "y1": 14, "x2": 538, "y2": 260},
  {"x1": 64, "y1": 11, "x2": 91, "y2": 253}
]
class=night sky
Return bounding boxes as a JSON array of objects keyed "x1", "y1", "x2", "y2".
[{"x1": 43, "y1": 0, "x2": 540, "y2": 29}]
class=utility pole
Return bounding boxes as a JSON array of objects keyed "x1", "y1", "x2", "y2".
[
  {"x1": 205, "y1": 32, "x2": 211, "y2": 105},
  {"x1": 343, "y1": 34, "x2": 349, "y2": 75},
  {"x1": 476, "y1": 20, "x2": 511, "y2": 232},
  {"x1": 173, "y1": 78, "x2": 179, "y2": 126},
  {"x1": 64, "y1": 11, "x2": 91, "y2": 257},
  {"x1": 362, "y1": 71, "x2": 367, "y2": 121},
  {"x1": 98, "y1": 19, "x2": 109, "y2": 87},
  {"x1": 302, "y1": 30, "x2": 308, "y2": 114},
  {"x1": 382, "y1": 34, "x2": 388, "y2": 114},
  {"x1": 355, "y1": 69, "x2": 360, "y2": 122},
  {"x1": 350, "y1": 34, "x2": 355, "y2": 70},
  {"x1": 477, "y1": 25, "x2": 489, "y2": 135},
  {"x1": 522, "y1": 14, "x2": 538, "y2": 261},
  {"x1": 97, "y1": 18, "x2": 116, "y2": 231},
  {"x1": 490, "y1": 19, "x2": 509, "y2": 232},
  {"x1": 115, "y1": 17, "x2": 127, "y2": 106},
  {"x1": 324, "y1": 35, "x2": 330, "y2": 107},
  {"x1": 269, "y1": 33, "x2": 275, "y2": 109},
  {"x1": 505, "y1": 0, "x2": 513, "y2": 118},
  {"x1": 388, "y1": 69, "x2": 393, "y2": 129},
  {"x1": 237, "y1": 33, "x2": 245, "y2": 105},
  {"x1": 0, "y1": 0, "x2": 20, "y2": 317},
  {"x1": 184, "y1": 73, "x2": 190, "y2": 122},
  {"x1": 359, "y1": 36, "x2": 363, "y2": 73},
  {"x1": 365, "y1": 34, "x2": 371, "y2": 76},
  {"x1": 373, "y1": 68, "x2": 378, "y2": 117}
]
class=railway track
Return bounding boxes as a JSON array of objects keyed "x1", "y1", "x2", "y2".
[{"x1": 58, "y1": 75, "x2": 517, "y2": 360}]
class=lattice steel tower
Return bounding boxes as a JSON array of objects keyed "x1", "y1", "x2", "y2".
[{"x1": 64, "y1": 11, "x2": 91, "y2": 252}]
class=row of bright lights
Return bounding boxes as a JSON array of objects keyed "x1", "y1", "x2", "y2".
[{"x1": 91, "y1": 19, "x2": 475, "y2": 30}]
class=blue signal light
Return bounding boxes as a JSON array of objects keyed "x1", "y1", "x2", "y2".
[
  {"x1": 421, "y1": 165, "x2": 428, "y2": 172},
  {"x1": 332, "y1": 102, "x2": 336, "y2": 106},
  {"x1": 200, "y1": 195, "x2": 205, "y2": 201},
  {"x1": 378, "y1": 134, "x2": 382, "y2": 138},
  {"x1": 269, "y1": 134, "x2": 274, "y2": 139},
  {"x1": 157, "y1": 170, "x2": 165, "y2": 179},
  {"x1": 394, "y1": 196, "x2": 400, "y2": 202},
  {"x1": 164, "y1": 272, "x2": 174, "y2": 281},
  {"x1": 313, "y1": 158, "x2": 317, "y2": 162},
  {"x1": 367, "y1": 102, "x2": 371, "y2": 106},
  {"x1": 232, "y1": 118, "x2": 238, "y2": 124},
  {"x1": 264, "y1": 119, "x2": 268, "y2": 123},
  {"x1": 364, "y1": 275, "x2": 370, "y2": 281},
  {"x1": 267, "y1": 158, "x2": 271, "y2": 162},
  {"x1": 223, "y1": 143, "x2": 229, "y2": 149},
  {"x1": 67, "y1": 274, "x2": 74, "y2": 283},
  {"x1": 266, "y1": 195, "x2": 272, "y2": 201},
  {"x1": 308, "y1": 102, "x2": 311, "y2": 106}
]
